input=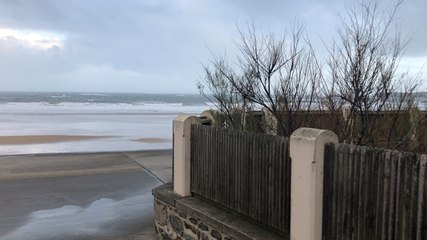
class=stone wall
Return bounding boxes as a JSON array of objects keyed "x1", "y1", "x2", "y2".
[
  {"x1": 152, "y1": 183, "x2": 283, "y2": 240},
  {"x1": 154, "y1": 198, "x2": 231, "y2": 240}
]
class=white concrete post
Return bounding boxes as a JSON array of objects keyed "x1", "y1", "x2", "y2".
[
  {"x1": 290, "y1": 128, "x2": 338, "y2": 240},
  {"x1": 173, "y1": 115, "x2": 201, "y2": 197},
  {"x1": 200, "y1": 110, "x2": 215, "y2": 126},
  {"x1": 262, "y1": 107, "x2": 278, "y2": 135}
]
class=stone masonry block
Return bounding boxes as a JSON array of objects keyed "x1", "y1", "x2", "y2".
[{"x1": 155, "y1": 200, "x2": 168, "y2": 225}]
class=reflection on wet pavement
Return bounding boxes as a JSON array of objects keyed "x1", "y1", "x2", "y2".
[
  {"x1": 0, "y1": 151, "x2": 171, "y2": 240},
  {"x1": 2, "y1": 194, "x2": 153, "y2": 240}
]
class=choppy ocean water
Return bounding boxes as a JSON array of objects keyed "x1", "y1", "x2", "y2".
[{"x1": 0, "y1": 92, "x2": 210, "y2": 155}]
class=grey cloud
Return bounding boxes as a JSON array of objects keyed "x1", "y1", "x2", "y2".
[
  {"x1": 0, "y1": 0, "x2": 425, "y2": 93},
  {"x1": 399, "y1": 1, "x2": 427, "y2": 56}
]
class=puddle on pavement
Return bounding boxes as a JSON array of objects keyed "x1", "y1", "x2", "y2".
[{"x1": 0, "y1": 193, "x2": 154, "y2": 240}]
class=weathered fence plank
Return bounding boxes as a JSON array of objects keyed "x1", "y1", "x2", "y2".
[
  {"x1": 323, "y1": 143, "x2": 427, "y2": 240},
  {"x1": 190, "y1": 125, "x2": 290, "y2": 236}
]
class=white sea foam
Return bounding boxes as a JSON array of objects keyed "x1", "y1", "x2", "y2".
[
  {"x1": 0, "y1": 101, "x2": 208, "y2": 115},
  {"x1": 79, "y1": 93, "x2": 112, "y2": 97}
]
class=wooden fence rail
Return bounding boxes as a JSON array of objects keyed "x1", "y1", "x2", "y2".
[
  {"x1": 190, "y1": 124, "x2": 290, "y2": 236},
  {"x1": 323, "y1": 143, "x2": 427, "y2": 240}
]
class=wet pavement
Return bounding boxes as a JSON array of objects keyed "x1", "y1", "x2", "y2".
[{"x1": 0, "y1": 150, "x2": 172, "y2": 240}]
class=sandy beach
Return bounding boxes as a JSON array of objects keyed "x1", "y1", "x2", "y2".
[
  {"x1": 0, "y1": 92, "x2": 208, "y2": 155},
  {"x1": 0, "y1": 112, "x2": 176, "y2": 155},
  {"x1": 132, "y1": 137, "x2": 169, "y2": 143},
  {"x1": 0, "y1": 135, "x2": 115, "y2": 145},
  {"x1": 0, "y1": 150, "x2": 172, "y2": 240},
  {"x1": 0, "y1": 135, "x2": 172, "y2": 146}
]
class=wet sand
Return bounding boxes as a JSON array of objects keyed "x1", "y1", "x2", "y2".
[
  {"x1": 0, "y1": 135, "x2": 115, "y2": 145},
  {"x1": 132, "y1": 138, "x2": 169, "y2": 143},
  {"x1": 0, "y1": 150, "x2": 172, "y2": 240}
]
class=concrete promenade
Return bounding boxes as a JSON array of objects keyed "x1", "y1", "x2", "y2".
[{"x1": 0, "y1": 150, "x2": 172, "y2": 240}]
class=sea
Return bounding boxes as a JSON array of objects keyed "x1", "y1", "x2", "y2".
[
  {"x1": 1, "y1": 91, "x2": 425, "y2": 156},
  {"x1": 0, "y1": 92, "x2": 210, "y2": 155}
]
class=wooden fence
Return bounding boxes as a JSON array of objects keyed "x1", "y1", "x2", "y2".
[
  {"x1": 190, "y1": 124, "x2": 290, "y2": 236},
  {"x1": 323, "y1": 143, "x2": 427, "y2": 240}
]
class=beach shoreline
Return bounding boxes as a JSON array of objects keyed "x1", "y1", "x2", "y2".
[
  {"x1": 0, "y1": 135, "x2": 116, "y2": 145},
  {"x1": 0, "y1": 92, "x2": 206, "y2": 155},
  {"x1": 0, "y1": 135, "x2": 172, "y2": 146}
]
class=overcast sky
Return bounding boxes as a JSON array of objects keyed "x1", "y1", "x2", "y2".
[{"x1": 0, "y1": 0, "x2": 425, "y2": 93}]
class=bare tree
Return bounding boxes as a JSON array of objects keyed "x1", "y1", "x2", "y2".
[
  {"x1": 323, "y1": 0, "x2": 421, "y2": 148},
  {"x1": 199, "y1": 23, "x2": 320, "y2": 136},
  {"x1": 199, "y1": 0, "x2": 424, "y2": 152},
  {"x1": 197, "y1": 58, "x2": 248, "y2": 129},
  {"x1": 383, "y1": 77, "x2": 424, "y2": 150}
]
